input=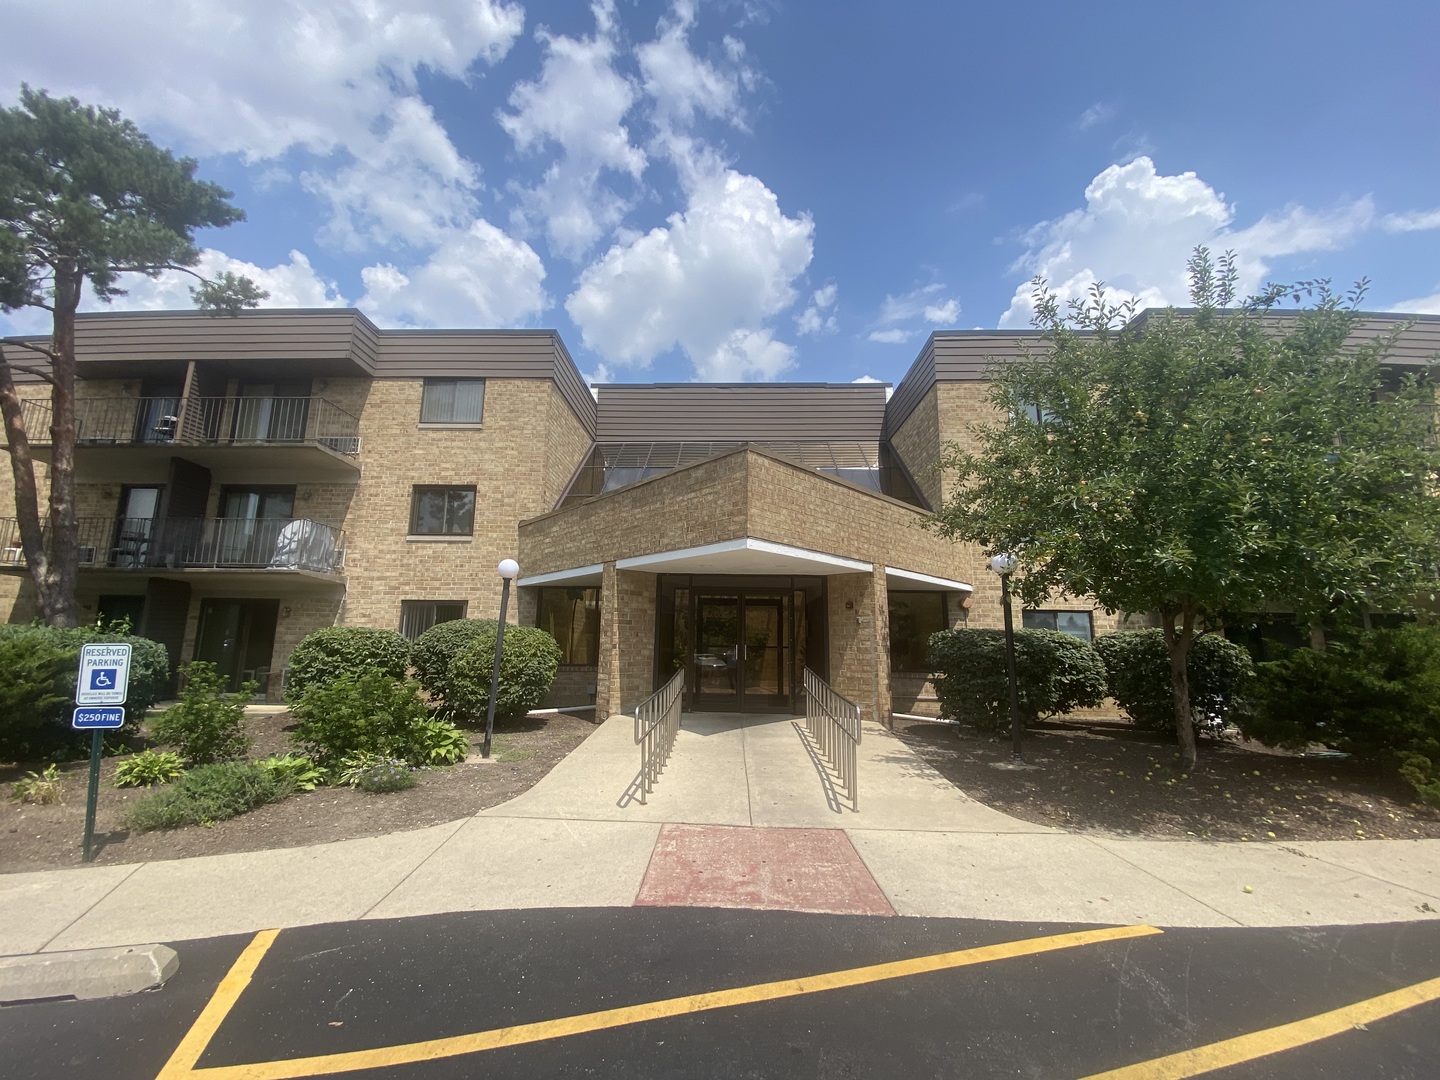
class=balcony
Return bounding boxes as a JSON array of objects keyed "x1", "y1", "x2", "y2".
[
  {"x1": 0, "y1": 516, "x2": 346, "y2": 591},
  {"x1": 17, "y1": 395, "x2": 362, "y2": 482}
]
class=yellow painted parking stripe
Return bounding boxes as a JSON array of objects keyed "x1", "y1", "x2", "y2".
[
  {"x1": 156, "y1": 929, "x2": 281, "y2": 1080},
  {"x1": 1077, "y1": 973, "x2": 1440, "y2": 1080},
  {"x1": 162, "y1": 923, "x2": 1160, "y2": 1080}
]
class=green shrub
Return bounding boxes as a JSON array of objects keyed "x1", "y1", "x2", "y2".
[
  {"x1": 150, "y1": 662, "x2": 253, "y2": 765},
  {"x1": 284, "y1": 626, "x2": 411, "y2": 705},
  {"x1": 927, "y1": 627, "x2": 1107, "y2": 732},
  {"x1": 1240, "y1": 626, "x2": 1440, "y2": 762},
  {"x1": 411, "y1": 618, "x2": 498, "y2": 717},
  {"x1": 411, "y1": 718, "x2": 471, "y2": 765},
  {"x1": 113, "y1": 750, "x2": 185, "y2": 788},
  {"x1": 1093, "y1": 629, "x2": 1255, "y2": 736},
  {"x1": 446, "y1": 624, "x2": 562, "y2": 723},
  {"x1": 0, "y1": 632, "x2": 73, "y2": 760},
  {"x1": 338, "y1": 753, "x2": 416, "y2": 792},
  {"x1": 125, "y1": 761, "x2": 293, "y2": 830},
  {"x1": 289, "y1": 670, "x2": 432, "y2": 768},
  {"x1": 0, "y1": 622, "x2": 169, "y2": 761},
  {"x1": 256, "y1": 753, "x2": 325, "y2": 792}
]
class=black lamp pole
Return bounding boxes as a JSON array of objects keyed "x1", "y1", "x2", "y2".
[
  {"x1": 999, "y1": 569, "x2": 1024, "y2": 765},
  {"x1": 482, "y1": 559, "x2": 519, "y2": 759}
]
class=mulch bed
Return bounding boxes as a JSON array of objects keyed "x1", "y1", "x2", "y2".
[
  {"x1": 891, "y1": 716, "x2": 1440, "y2": 842},
  {"x1": 0, "y1": 709, "x2": 597, "y2": 873}
]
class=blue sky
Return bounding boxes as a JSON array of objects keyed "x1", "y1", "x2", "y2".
[{"x1": 3, "y1": 0, "x2": 1438, "y2": 387}]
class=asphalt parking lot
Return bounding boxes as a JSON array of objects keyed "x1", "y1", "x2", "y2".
[{"x1": 4, "y1": 907, "x2": 1440, "y2": 1079}]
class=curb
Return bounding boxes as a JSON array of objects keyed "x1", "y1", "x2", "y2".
[{"x1": 0, "y1": 944, "x2": 178, "y2": 1005}]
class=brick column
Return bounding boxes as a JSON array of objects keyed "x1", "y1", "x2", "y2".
[
  {"x1": 594, "y1": 561, "x2": 621, "y2": 720},
  {"x1": 870, "y1": 564, "x2": 893, "y2": 729}
]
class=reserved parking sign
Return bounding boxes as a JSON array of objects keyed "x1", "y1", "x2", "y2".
[{"x1": 75, "y1": 643, "x2": 132, "y2": 706}]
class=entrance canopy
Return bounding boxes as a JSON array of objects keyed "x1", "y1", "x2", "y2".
[{"x1": 617, "y1": 538, "x2": 870, "y2": 576}]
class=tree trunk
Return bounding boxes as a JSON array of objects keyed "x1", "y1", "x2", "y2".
[
  {"x1": 45, "y1": 270, "x2": 82, "y2": 627},
  {"x1": 1161, "y1": 605, "x2": 1198, "y2": 772},
  {"x1": 0, "y1": 347, "x2": 50, "y2": 604}
]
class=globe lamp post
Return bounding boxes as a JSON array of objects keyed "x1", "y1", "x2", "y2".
[{"x1": 483, "y1": 558, "x2": 520, "y2": 759}]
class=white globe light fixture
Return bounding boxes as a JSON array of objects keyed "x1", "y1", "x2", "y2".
[
  {"x1": 988, "y1": 552, "x2": 1018, "y2": 576},
  {"x1": 483, "y1": 557, "x2": 521, "y2": 758}
]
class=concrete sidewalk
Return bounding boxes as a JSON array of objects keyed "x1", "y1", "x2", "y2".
[{"x1": 3, "y1": 713, "x2": 1439, "y2": 954}]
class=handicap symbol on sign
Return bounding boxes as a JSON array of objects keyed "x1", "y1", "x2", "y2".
[{"x1": 89, "y1": 668, "x2": 117, "y2": 690}]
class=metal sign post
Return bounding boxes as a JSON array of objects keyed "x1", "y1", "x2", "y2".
[{"x1": 74, "y1": 644, "x2": 131, "y2": 863}]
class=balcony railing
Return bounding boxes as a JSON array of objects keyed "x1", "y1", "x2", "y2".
[
  {"x1": 18, "y1": 395, "x2": 360, "y2": 456},
  {"x1": 0, "y1": 516, "x2": 345, "y2": 575}
]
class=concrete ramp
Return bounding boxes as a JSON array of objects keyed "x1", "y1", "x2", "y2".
[{"x1": 483, "y1": 712, "x2": 1050, "y2": 833}]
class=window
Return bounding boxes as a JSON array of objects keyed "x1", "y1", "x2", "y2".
[
  {"x1": 409, "y1": 486, "x2": 476, "y2": 536},
  {"x1": 888, "y1": 591, "x2": 949, "y2": 672},
  {"x1": 1022, "y1": 610, "x2": 1093, "y2": 641},
  {"x1": 399, "y1": 600, "x2": 467, "y2": 641},
  {"x1": 421, "y1": 379, "x2": 485, "y2": 424},
  {"x1": 537, "y1": 587, "x2": 600, "y2": 665}
]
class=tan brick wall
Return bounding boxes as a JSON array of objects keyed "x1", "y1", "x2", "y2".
[
  {"x1": 336, "y1": 377, "x2": 577, "y2": 633},
  {"x1": 542, "y1": 385, "x2": 593, "y2": 510},
  {"x1": 539, "y1": 665, "x2": 597, "y2": 708},
  {"x1": 616, "y1": 570, "x2": 657, "y2": 710},
  {"x1": 889, "y1": 386, "x2": 942, "y2": 510},
  {"x1": 933, "y1": 381, "x2": 1004, "y2": 504}
]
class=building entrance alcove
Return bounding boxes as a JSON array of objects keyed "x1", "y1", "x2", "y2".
[{"x1": 655, "y1": 575, "x2": 827, "y2": 714}]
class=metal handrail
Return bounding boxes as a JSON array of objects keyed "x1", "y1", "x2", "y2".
[
  {"x1": 633, "y1": 668, "x2": 685, "y2": 804},
  {"x1": 0, "y1": 516, "x2": 346, "y2": 574},
  {"x1": 803, "y1": 667, "x2": 861, "y2": 810}
]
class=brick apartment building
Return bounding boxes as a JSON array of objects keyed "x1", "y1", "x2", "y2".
[{"x1": 1, "y1": 308, "x2": 1434, "y2": 722}]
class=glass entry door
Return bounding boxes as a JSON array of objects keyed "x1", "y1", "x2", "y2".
[{"x1": 693, "y1": 591, "x2": 790, "y2": 711}]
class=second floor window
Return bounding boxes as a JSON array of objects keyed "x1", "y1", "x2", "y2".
[
  {"x1": 421, "y1": 379, "x2": 485, "y2": 424},
  {"x1": 410, "y1": 486, "x2": 476, "y2": 536}
]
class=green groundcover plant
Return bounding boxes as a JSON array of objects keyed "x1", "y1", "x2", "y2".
[
  {"x1": 125, "y1": 761, "x2": 292, "y2": 830},
  {"x1": 113, "y1": 750, "x2": 185, "y2": 788}
]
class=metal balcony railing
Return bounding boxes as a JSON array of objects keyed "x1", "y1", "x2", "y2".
[
  {"x1": 0, "y1": 516, "x2": 346, "y2": 574},
  {"x1": 18, "y1": 395, "x2": 360, "y2": 456}
]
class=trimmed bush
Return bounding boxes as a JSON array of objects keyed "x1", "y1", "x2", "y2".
[
  {"x1": 284, "y1": 626, "x2": 411, "y2": 705},
  {"x1": 0, "y1": 623, "x2": 169, "y2": 761},
  {"x1": 927, "y1": 628, "x2": 1107, "y2": 732},
  {"x1": 150, "y1": 662, "x2": 253, "y2": 765},
  {"x1": 0, "y1": 631, "x2": 73, "y2": 760},
  {"x1": 446, "y1": 624, "x2": 562, "y2": 723},
  {"x1": 125, "y1": 761, "x2": 293, "y2": 830},
  {"x1": 1094, "y1": 629, "x2": 1254, "y2": 736},
  {"x1": 1238, "y1": 626, "x2": 1440, "y2": 805},
  {"x1": 411, "y1": 618, "x2": 498, "y2": 718},
  {"x1": 289, "y1": 670, "x2": 433, "y2": 768}
]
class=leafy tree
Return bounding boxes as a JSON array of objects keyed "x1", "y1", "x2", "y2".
[
  {"x1": 927, "y1": 248, "x2": 1440, "y2": 770},
  {"x1": 0, "y1": 87, "x2": 263, "y2": 625}
]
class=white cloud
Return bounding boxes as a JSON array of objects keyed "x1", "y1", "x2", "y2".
[
  {"x1": 565, "y1": 167, "x2": 813, "y2": 379},
  {"x1": 868, "y1": 283, "x2": 960, "y2": 341},
  {"x1": 1391, "y1": 287, "x2": 1440, "y2": 315},
  {"x1": 2, "y1": 1, "x2": 523, "y2": 161},
  {"x1": 796, "y1": 283, "x2": 838, "y2": 336},
  {"x1": 637, "y1": 0, "x2": 752, "y2": 131},
  {"x1": 1076, "y1": 102, "x2": 1116, "y2": 130},
  {"x1": 499, "y1": 1, "x2": 647, "y2": 260},
  {"x1": 304, "y1": 97, "x2": 482, "y2": 251},
  {"x1": 0, "y1": 248, "x2": 348, "y2": 337},
  {"x1": 696, "y1": 328, "x2": 795, "y2": 381},
  {"x1": 1381, "y1": 209, "x2": 1440, "y2": 234},
  {"x1": 2, "y1": 2, "x2": 523, "y2": 254},
  {"x1": 999, "y1": 156, "x2": 1375, "y2": 327},
  {"x1": 357, "y1": 221, "x2": 547, "y2": 328}
]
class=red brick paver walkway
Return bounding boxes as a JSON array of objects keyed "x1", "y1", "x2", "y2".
[{"x1": 635, "y1": 824, "x2": 895, "y2": 916}]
